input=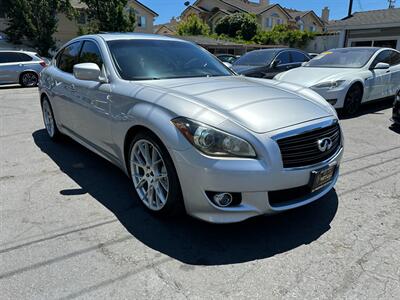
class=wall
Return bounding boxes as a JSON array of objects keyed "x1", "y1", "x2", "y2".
[{"x1": 304, "y1": 34, "x2": 340, "y2": 53}]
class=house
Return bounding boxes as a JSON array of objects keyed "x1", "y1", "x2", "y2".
[
  {"x1": 0, "y1": 0, "x2": 158, "y2": 46},
  {"x1": 179, "y1": 0, "x2": 328, "y2": 33},
  {"x1": 154, "y1": 17, "x2": 179, "y2": 35},
  {"x1": 327, "y1": 8, "x2": 400, "y2": 50}
]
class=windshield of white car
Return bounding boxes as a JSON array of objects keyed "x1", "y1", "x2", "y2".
[
  {"x1": 233, "y1": 50, "x2": 277, "y2": 66},
  {"x1": 304, "y1": 48, "x2": 377, "y2": 68},
  {"x1": 107, "y1": 39, "x2": 233, "y2": 80}
]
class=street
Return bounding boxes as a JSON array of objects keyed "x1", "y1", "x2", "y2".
[{"x1": 1, "y1": 86, "x2": 399, "y2": 299}]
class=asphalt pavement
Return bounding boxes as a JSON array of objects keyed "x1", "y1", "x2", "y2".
[{"x1": 1, "y1": 86, "x2": 399, "y2": 299}]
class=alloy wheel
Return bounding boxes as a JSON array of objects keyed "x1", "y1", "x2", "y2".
[
  {"x1": 130, "y1": 139, "x2": 169, "y2": 211},
  {"x1": 21, "y1": 73, "x2": 38, "y2": 87},
  {"x1": 344, "y1": 85, "x2": 362, "y2": 115},
  {"x1": 42, "y1": 100, "x2": 55, "y2": 138}
]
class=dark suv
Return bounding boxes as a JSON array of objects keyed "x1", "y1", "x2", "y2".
[{"x1": 232, "y1": 48, "x2": 310, "y2": 79}]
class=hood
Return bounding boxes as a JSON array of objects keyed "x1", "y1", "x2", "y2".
[
  {"x1": 276, "y1": 67, "x2": 359, "y2": 87},
  {"x1": 231, "y1": 65, "x2": 265, "y2": 75},
  {"x1": 134, "y1": 76, "x2": 334, "y2": 133}
]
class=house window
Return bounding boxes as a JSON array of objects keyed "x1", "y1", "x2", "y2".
[
  {"x1": 138, "y1": 15, "x2": 146, "y2": 28},
  {"x1": 309, "y1": 25, "x2": 316, "y2": 32},
  {"x1": 0, "y1": 0, "x2": 6, "y2": 18},
  {"x1": 77, "y1": 11, "x2": 86, "y2": 25},
  {"x1": 265, "y1": 17, "x2": 272, "y2": 28}
]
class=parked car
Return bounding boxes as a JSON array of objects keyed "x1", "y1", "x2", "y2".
[
  {"x1": 232, "y1": 48, "x2": 310, "y2": 79},
  {"x1": 392, "y1": 88, "x2": 400, "y2": 126},
  {"x1": 216, "y1": 54, "x2": 240, "y2": 64},
  {"x1": 0, "y1": 50, "x2": 47, "y2": 87},
  {"x1": 274, "y1": 47, "x2": 400, "y2": 115},
  {"x1": 39, "y1": 34, "x2": 343, "y2": 224}
]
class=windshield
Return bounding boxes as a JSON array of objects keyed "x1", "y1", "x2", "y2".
[
  {"x1": 233, "y1": 50, "x2": 277, "y2": 66},
  {"x1": 305, "y1": 48, "x2": 377, "y2": 68},
  {"x1": 107, "y1": 39, "x2": 232, "y2": 80}
]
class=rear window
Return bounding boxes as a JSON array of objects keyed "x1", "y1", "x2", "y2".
[
  {"x1": 234, "y1": 50, "x2": 278, "y2": 66},
  {"x1": 0, "y1": 52, "x2": 33, "y2": 63}
]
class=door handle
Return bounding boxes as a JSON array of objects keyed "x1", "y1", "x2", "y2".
[{"x1": 70, "y1": 84, "x2": 76, "y2": 91}]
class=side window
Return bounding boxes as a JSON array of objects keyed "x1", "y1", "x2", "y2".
[
  {"x1": 372, "y1": 50, "x2": 391, "y2": 67},
  {"x1": 78, "y1": 41, "x2": 103, "y2": 69},
  {"x1": 389, "y1": 51, "x2": 400, "y2": 66},
  {"x1": 0, "y1": 52, "x2": 23, "y2": 63},
  {"x1": 276, "y1": 52, "x2": 291, "y2": 65},
  {"x1": 57, "y1": 42, "x2": 81, "y2": 73},
  {"x1": 291, "y1": 51, "x2": 309, "y2": 63},
  {"x1": 17, "y1": 53, "x2": 33, "y2": 62}
]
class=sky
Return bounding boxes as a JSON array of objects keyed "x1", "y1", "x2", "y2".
[{"x1": 140, "y1": 0, "x2": 398, "y2": 24}]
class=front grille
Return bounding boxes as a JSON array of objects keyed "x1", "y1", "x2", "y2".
[{"x1": 277, "y1": 123, "x2": 341, "y2": 168}]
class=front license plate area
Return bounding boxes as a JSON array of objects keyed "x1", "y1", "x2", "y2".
[{"x1": 309, "y1": 164, "x2": 336, "y2": 192}]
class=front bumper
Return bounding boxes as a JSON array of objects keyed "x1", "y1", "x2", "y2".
[
  {"x1": 170, "y1": 124, "x2": 343, "y2": 224},
  {"x1": 311, "y1": 86, "x2": 349, "y2": 109}
]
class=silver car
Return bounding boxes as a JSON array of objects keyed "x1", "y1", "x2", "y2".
[
  {"x1": 0, "y1": 50, "x2": 47, "y2": 86},
  {"x1": 39, "y1": 34, "x2": 343, "y2": 223}
]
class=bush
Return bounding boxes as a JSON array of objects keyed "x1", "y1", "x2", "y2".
[
  {"x1": 253, "y1": 25, "x2": 315, "y2": 47},
  {"x1": 177, "y1": 14, "x2": 210, "y2": 36},
  {"x1": 215, "y1": 13, "x2": 258, "y2": 41}
]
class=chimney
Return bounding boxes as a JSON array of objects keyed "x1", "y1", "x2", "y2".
[
  {"x1": 170, "y1": 17, "x2": 177, "y2": 25},
  {"x1": 321, "y1": 6, "x2": 330, "y2": 22},
  {"x1": 259, "y1": 0, "x2": 270, "y2": 6}
]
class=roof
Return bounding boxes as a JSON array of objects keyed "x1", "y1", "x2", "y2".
[
  {"x1": 188, "y1": 0, "x2": 323, "y2": 23},
  {"x1": 329, "y1": 8, "x2": 400, "y2": 28},
  {"x1": 70, "y1": 0, "x2": 158, "y2": 16}
]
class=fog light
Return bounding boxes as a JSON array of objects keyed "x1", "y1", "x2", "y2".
[
  {"x1": 213, "y1": 193, "x2": 233, "y2": 207},
  {"x1": 327, "y1": 99, "x2": 337, "y2": 105}
]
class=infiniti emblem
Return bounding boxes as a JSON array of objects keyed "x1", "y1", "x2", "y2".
[{"x1": 318, "y1": 137, "x2": 333, "y2": 152}]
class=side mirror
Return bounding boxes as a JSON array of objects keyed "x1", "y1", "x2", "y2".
[
  {"x1": 73, "y1": 63, "x2": 101, "y2": 81},
  {"x1": 272, "y1": 59, "x2": 280, "y2": 67},
  {"x1": 374, "y1": 62, "x2": 390, "y2": 70}
]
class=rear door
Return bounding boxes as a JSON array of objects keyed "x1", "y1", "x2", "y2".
[
  {"x1": 50, "y1": 41, "x2": 82, "y2": 131},
  {"x1": 290, "y1": 51, "x2": 310, "y2": 68},
  {"x1": 0, "y1": 52, "x2": 24, "y2": 84},
  {"x1": 388, "y1": 50, "x2": 400, "y2": 96}
]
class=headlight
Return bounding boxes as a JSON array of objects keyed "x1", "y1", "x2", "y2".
[
  {"x1": 172, "y1": 117, "x2": 256, "y2": 158},
  {"x1": 312, "y1": 80, "x2": 346, "y2": 89}
]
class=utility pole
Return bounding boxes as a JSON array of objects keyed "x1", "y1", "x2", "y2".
[
  {"x1": 388, "y1": 0, "x2": 396, "y2": 8},
  {"x1": 348, "y1": 0, "x2": 354, "y2": 17}
]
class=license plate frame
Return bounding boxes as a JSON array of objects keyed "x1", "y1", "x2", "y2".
[{"x1": 309, "y1": 164, "x2": 337, "y2": 192}]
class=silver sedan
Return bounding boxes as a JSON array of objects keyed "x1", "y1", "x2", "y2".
[
  {"x1": 39, "y1": 34, "x2": 343, "y2": 223},
  {"x1": 0, "y1": 50, "x2": 47, "y2": 86}
]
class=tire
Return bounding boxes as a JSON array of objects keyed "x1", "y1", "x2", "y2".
[
  {"x1": 20, "y1": 72, "x2": 39, "y2": 87},
  {"x1": 342, "y1": 84, "x2": 363, "y2": 116},
  {"x1": 41, "y1": 97, "x2": 61, "y2": 140},
  {"x1": 128, "y1": 131, "x2": 184, "y2": 217}
]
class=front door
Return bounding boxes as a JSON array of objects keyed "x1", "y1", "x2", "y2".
[
  {"x1": 366, "y1": 50, "x2": 392, "y2": 101},
  {"x1": 0, "y1": 52, "x2": 23, "y2": 84},
  {"x1": 71, "y1": 40, "x2": 113, "y2": 153}
]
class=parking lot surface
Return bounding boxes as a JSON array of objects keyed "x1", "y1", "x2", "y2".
[{"x1": 1, "y1": 86, "x2": 399, "y2": 299}]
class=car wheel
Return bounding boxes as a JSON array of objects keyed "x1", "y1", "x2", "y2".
[
  {"x1": 128, "y1": 131, "x2": 184, "y2": 216},
  {"x1": 41, "y1": 97, "x2": 61, "y2": 140},
  {"x1": 20, "y1": 72, "x2": 39, "y2": 87},
  {"x1": 342, "y1": 84, "x2": 363, "y2": 116}
]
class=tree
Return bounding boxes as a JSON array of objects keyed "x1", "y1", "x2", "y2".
[
  {"x1": 3, "y1": 0, "x2": 73, "y2": 56},
  {"x1": 215, "y1": 13, "x2": 258, "y2": 41},
  {"x1": 253, "y1": 25, "x2": 315, "y2": 48},
  {"x1": 80, "y1": 0, "x2": 136, "y2": 33},
  {"x1": 177, "y1": 14, "x2": 210, "y2": 36}
]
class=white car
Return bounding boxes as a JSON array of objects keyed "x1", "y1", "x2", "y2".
[{"x1": 274, "y1": 47, "x2": 400, "y2": 115}]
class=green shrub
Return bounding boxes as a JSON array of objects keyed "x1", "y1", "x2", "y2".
[
  {"x1": 215, "y1": 13, "x2": 258, "y2": 41},
  {"x1": 177, "y1": 14, "x2": 210, "y2": 36}
]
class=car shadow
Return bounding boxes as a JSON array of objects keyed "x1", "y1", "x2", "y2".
[
  {"x1": 0, "y1": 84, "x2": 35, "y2": 90},
  {"x1": 338, "y1": 97, "x2": 394, "y2": 120},
  {"x1": 33, "y1": 129, "x2": 338, "y2": 265}
]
